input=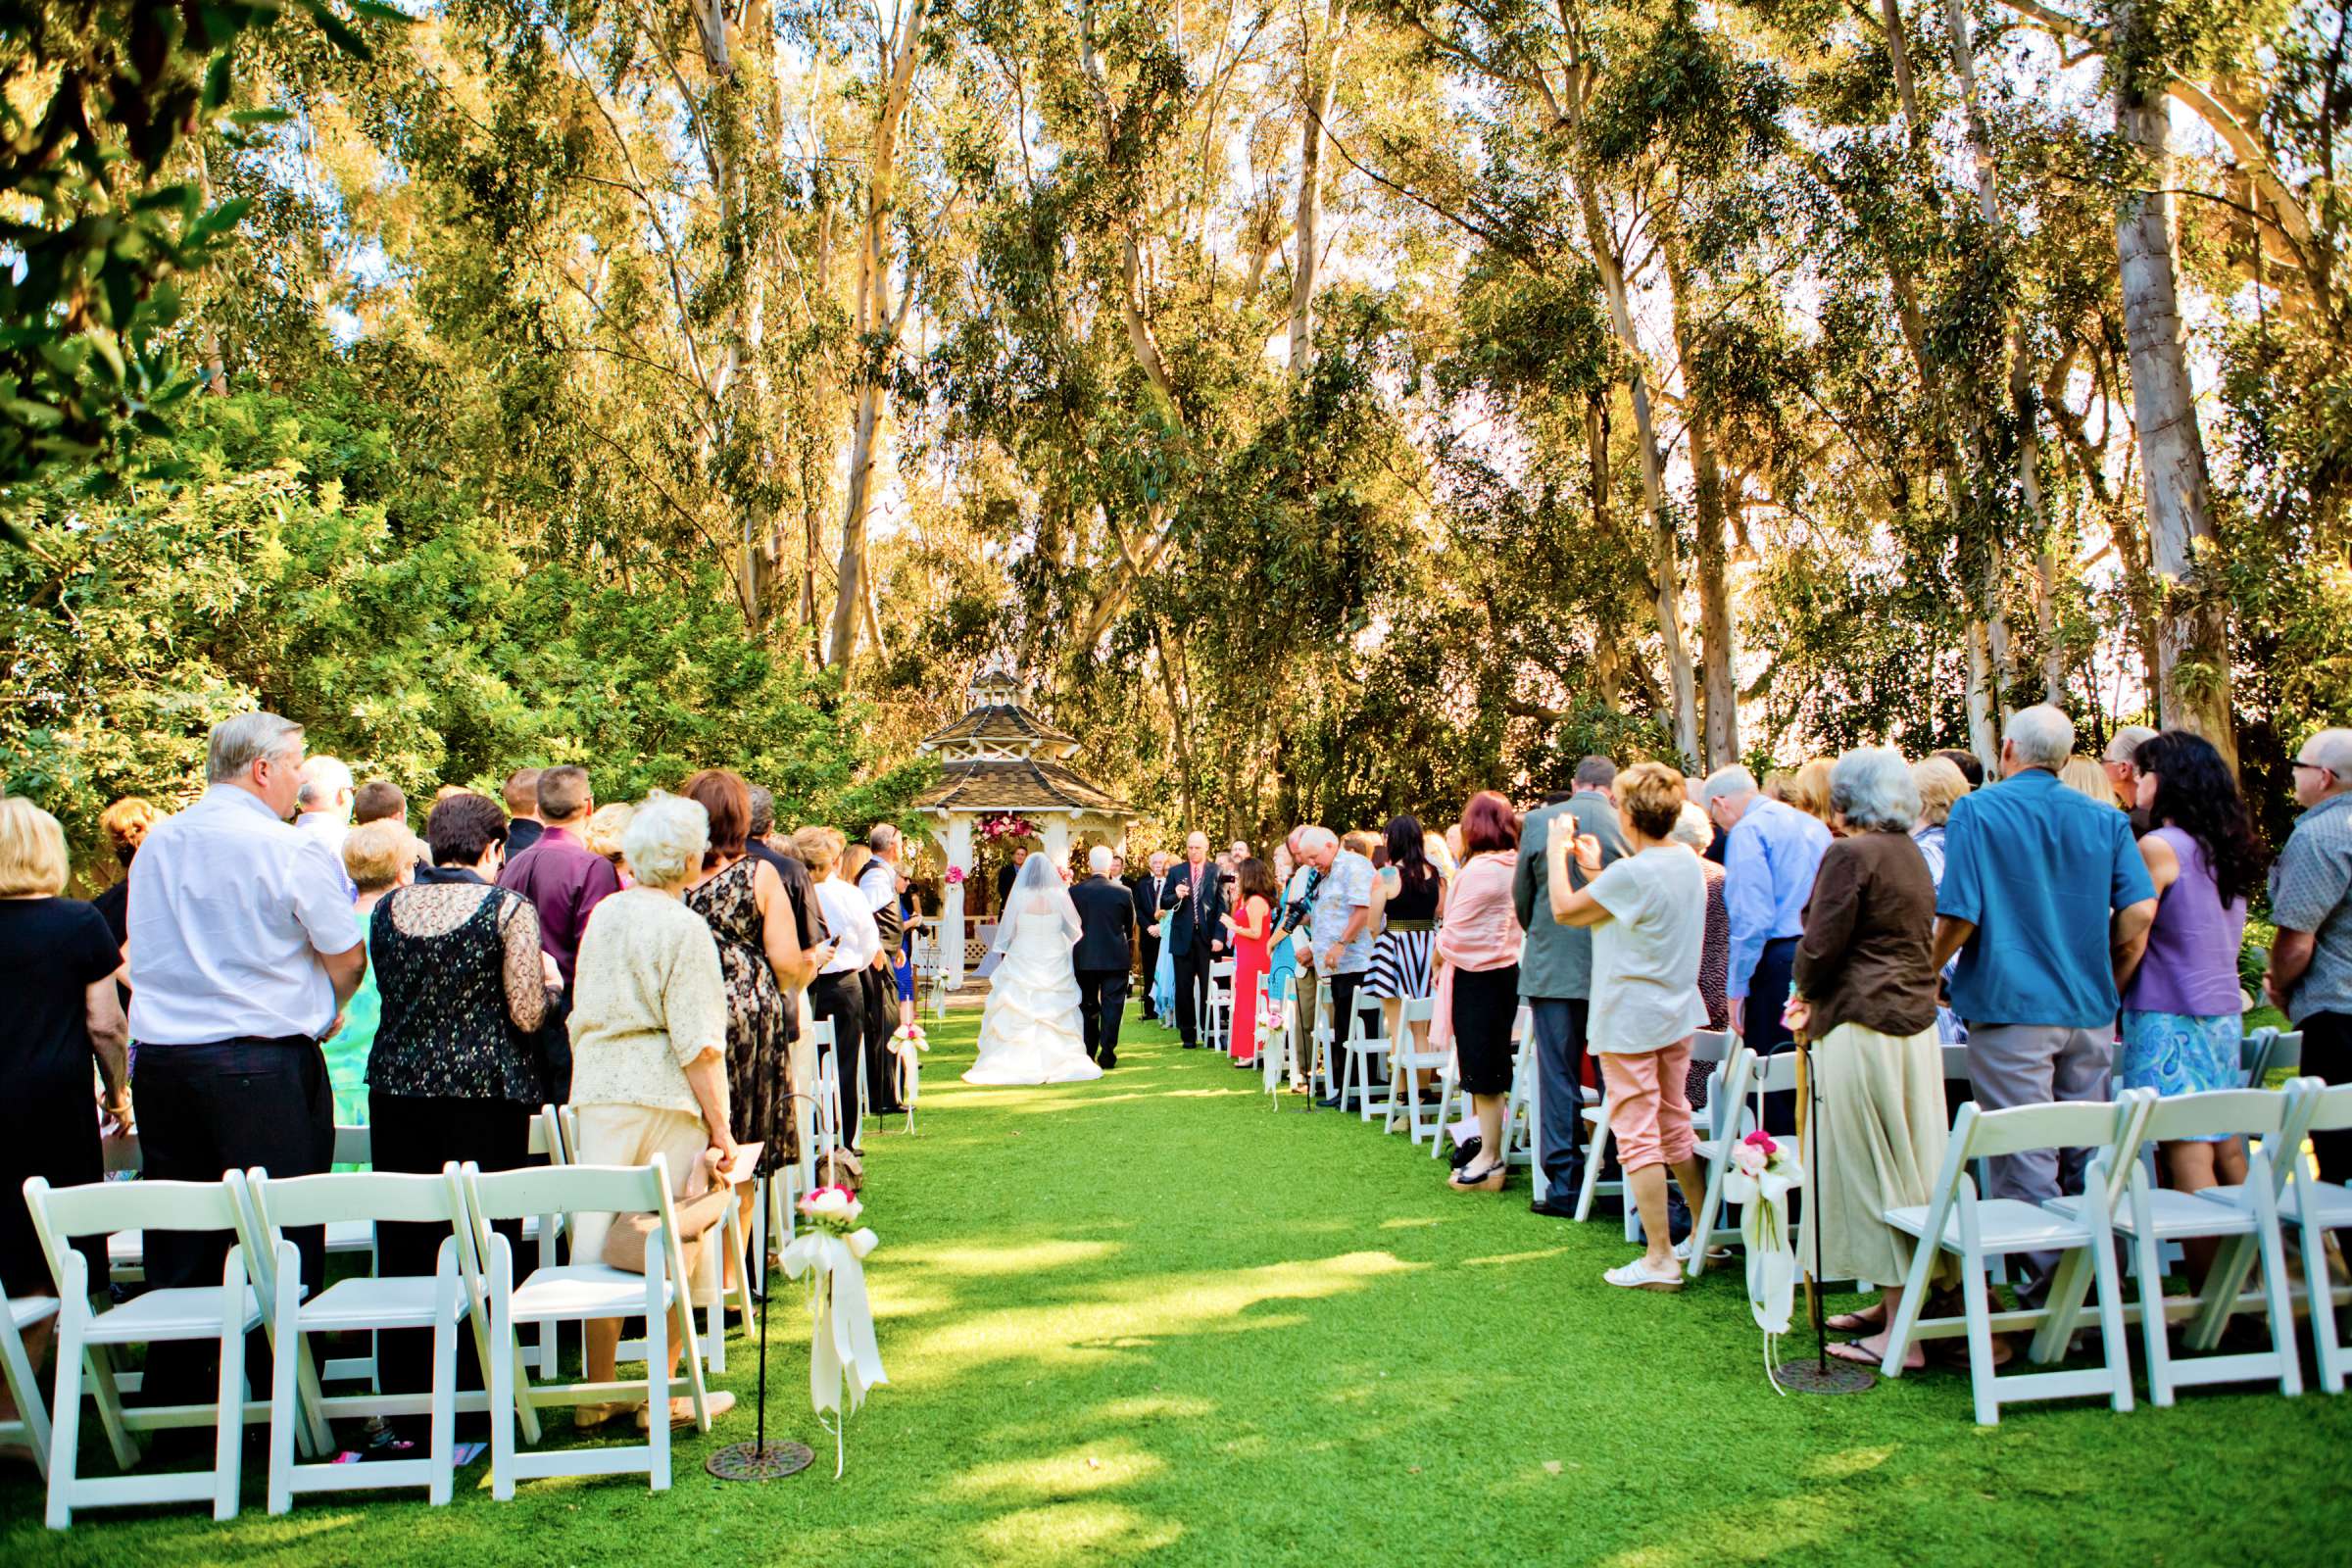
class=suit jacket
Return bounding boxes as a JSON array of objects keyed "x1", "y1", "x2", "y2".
[
  {"x1": 1158, "y1": 858, "x2": 1227, "y2": 958},
  {"x1": 1072, "y1": 875, "x2": 1136, "y2": 972},
  {"x1": 1513, "y1": 790, "x2": 1629, "y2": 1001},
  {"x1": 1133, "y1": 871, "x2": 1170, "y2": 932}
]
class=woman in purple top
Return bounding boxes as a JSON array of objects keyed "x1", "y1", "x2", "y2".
[{"x1": 2116, "y1": 730, "x2": 2266, "y2": 1256}]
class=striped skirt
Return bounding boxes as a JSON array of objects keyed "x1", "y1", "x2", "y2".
[{"x1": 1364, "y1": 925, "x2": 1435, "y2": 1001}]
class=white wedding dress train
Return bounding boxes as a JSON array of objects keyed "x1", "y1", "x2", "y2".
[{"x1": 965, "y1": 876, "x2": 1102, "y2": 1086}]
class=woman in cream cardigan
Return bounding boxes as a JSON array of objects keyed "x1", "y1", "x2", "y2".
[{"x1": 567, "y1": 791, "x2": 739, "y2": 1430}]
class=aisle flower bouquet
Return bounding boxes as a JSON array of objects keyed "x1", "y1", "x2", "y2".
[
  {"x1": 891, "y1": 1023, "x2": 930, "y2": 1130},
  {"x1": 944, "y1": 865, "x2": 966, "y2": 886},
  {"x1": 1722, "y1": 1129, "x2": 1805, "y2": 1392},
  {"x1": 783, "y1": 1186, "x2": 886, "y2": 1473}
]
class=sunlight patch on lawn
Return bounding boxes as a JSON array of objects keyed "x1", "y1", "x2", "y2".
[
  {"x1": 952, "y1": 1440, "x2": 1166, "y2": 1497},
  {"x1": 902, "y1": 1251, "x2": 1419, "y2": 1373},
  {"x1": 898, "y1": 1239, "x2": 1121, "y2": 1275},
  {"x1": 1460, "y1": 1247, "x2": 1569, "y2": 1266},
  {"x1": 973, "y1": 1501, "x2": 1184, "y2": 1558}
]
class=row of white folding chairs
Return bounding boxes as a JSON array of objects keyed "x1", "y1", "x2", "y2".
[
  {"x1": 1877, "y1": 1079, "x2": 2349, "y2": 1424},
  {"x1": 18, "y1": 1152, "x2": 716, "y2": 1528},
  {"x1": 1564, "y1": 1029, "x2": 1748, "y2": 1250}
]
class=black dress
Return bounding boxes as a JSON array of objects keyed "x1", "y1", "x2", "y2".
[
  {"x1": 684, "y1": 857, "x2": 798, "y2": 1174},
  {"x1": 0, "y1": 898, "x2": 120, "y2": 1294}
]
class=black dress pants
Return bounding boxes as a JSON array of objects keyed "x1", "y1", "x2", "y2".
[
  {"x1": 861, "y1": 965, "x2": 902, "y2": 1116},
  {"x1": 1078, "y1": 968, "x2": 1130, "y2": 1066},
  {"x1": 134, "y1": 1037, "x2": 334, "y2": 1405},
  {"x1": 2302, "y1": 1010, "x2": 2352, "y2": 1186},
  {"x1": 1748, "y1": 936, "x2": 1800, "y2": 1135},
  {"x1": 1138, "y1": 931, "x2": 1162, "y2": 1018},
  {"x1": 1172, "y1": 945, "x2": 1213, "y2": 1048},
  {"x1": 368, "y1": 1091, "x2": 532, "y2": 1422},
  {"x1": 809, "y1": 971, "x2": 866, "y2": 1148}
]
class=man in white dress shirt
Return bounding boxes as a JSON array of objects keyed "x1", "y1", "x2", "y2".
[
  {"x1": 857, "y1": 824, "x2": 907, "y2": 1116},
  {"x1": 128, "y1": 711, "x2": 366, "y2": 1400}
]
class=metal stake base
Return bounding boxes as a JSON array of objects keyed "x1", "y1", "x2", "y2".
[
  {"x1": 706, "y1": 1441, "x2": 816, "y2": 1482},
  {"x1": 1777, "y1": 1361, "x2": 1876, "y2": 1396}
]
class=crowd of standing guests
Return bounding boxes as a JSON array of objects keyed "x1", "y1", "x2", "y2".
[
  {"x1": 0, "y1": 711, "x2": 930, "y2": 1439},
  {"x1": 1143, "y1": 705, "x2": 2332, "y2": 1357}
]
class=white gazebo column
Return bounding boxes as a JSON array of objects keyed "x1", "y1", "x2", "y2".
[
  {"x1": 943, "y1": 813, "x2": 972, "y2": 989},
  {"x1": 1042, "y1": 814, "x2": 1071, "y2": 871}
]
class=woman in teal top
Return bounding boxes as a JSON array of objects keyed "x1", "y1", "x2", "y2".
[{"x1": 324, "y1": 820, "x2": 418, "y2": 1137}]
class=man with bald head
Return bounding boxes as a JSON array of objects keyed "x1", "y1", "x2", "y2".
[
  {"x1": 2271, "y1": 726, "x2": 2352, "y2": 1185},
  {"x1": 1159, "y1": 830, "x2": 1227, "y2": 1049}
]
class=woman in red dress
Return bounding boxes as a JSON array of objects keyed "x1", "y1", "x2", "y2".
[{"x1": 1222, "y1": 857, "x2": 1279, "y2": 1067}]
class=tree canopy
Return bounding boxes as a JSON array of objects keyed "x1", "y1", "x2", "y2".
[{"x1": 3, "y1": 0, "x2": 2345, "y2": 858}]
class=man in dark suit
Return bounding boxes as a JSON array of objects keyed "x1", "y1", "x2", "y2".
[
  {"x1": 1072, "y1": 846, "x2": 1137, "y2": 1068},
  {"x1": 1132, "y1": 850, "x2": 1172, "y2": 1020},
  {"x1": 1158, "y1": 831, "x2": 1227, "y2": 1050}
]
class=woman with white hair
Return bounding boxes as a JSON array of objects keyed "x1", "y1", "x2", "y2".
[
  {"x1": 566, "y1": 791, "x2": 738, "y2": 1430},
  {"x1": 1785, "y1": 748, "x2": 1952, "y2": 1368}
]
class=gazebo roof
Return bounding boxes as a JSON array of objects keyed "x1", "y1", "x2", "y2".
[
  {"x1": 914, "y1": 703, "x2": 1079, "y2": 756},
  {"x1": 912, "y1": 759, "x2": 1130, "y2": 815}
]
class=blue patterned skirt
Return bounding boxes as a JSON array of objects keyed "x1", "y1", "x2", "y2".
[{"x1": 2120, "y1": 1009, "x2": 2242, "y2": 1141}]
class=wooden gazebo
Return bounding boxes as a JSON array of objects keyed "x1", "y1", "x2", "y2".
[{"x1": 911, "y1": 665, "x2": 1131, "y2": 986}]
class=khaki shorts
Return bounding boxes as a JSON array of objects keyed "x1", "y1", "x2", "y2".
[{"x1": 568, "y1": 1101, "x2": 719, "y2": 1305}]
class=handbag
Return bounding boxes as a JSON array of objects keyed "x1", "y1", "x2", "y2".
[{"x1": 602, "y1": 1186, "x2": 734, "y2": 1279}]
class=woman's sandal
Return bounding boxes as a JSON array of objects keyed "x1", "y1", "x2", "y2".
[
  {"x1": 1449, "y1": 1164, "x2": 1506, "y2": 1193},
  {"x1": 1824, "y1": 1307, "x2": 1886, "y2": 1334},
  {"x1": 1826, "y1": 1339, "x2": 1923, "y2": 1371}
]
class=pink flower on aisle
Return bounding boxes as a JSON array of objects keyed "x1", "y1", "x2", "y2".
[{"x1": 944, "y1": 865, "x2": 966, "y2": 885}]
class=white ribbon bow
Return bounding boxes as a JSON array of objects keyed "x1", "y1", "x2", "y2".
[
  {"x1": 893, "y1": 1032, "x2": 928, "y2": 1130},
  {"x1": 779, "y1": 1227, "x2": 887, "y2": 1474},
  {"x1": 1725, "y1": 1157, "x2": 1803, "y2": 1392}
]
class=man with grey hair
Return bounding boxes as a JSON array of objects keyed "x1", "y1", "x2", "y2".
[
  {"x1": 295, "y1": 754, "x2": 355, "y2": 857},
  {"x1": 2101, "y1": 723, "x2": 2159, "y2": 808},
  {"x1": 858, "y1": 822, "x2": 908, "y2": 1116},
  {"x1": 1932, "y1": 703, "x2": 2157, "y2": 1298},
  {"x1": 127, "y1": 711, "x2": 366, "y2": 1402},
  {"x1": 1073, "y1": 844, "x2": 1137, "y2": 1068},
  {"x1": 1160, "y1": 830, "x2": 1227, "y2": 1049},
  {"x1": 2269, "y1": 727, "x2": 2352, "y2": 1185},
  {"x1": 1134, "y1": 849, "x2": 1173, "y2": 1019},
  {"x1": 1518, "y1": 755, "x2": 1628, "y2": 1212},
  {"x1": 1295, "y1": 825, "x2": 1376, "y2": 1101},
  {"x1": 1704, "y1": 760, "x2": 1831, "y2": 1089}
]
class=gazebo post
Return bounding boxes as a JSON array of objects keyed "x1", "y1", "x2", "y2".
[
  {"x1": 942, "y1": 813, "x2": 971, "y2": 989},
  {"x1": 1042, "y1": 815, "x2": 1070, "y2": 871}
]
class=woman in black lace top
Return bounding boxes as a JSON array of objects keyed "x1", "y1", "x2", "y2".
[{"x1": 367, "y1": 792, "x2": 563, "y2": 1413}]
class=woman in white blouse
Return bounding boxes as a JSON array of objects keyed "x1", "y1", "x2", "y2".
[{"x1": 794, "y1": 825, "x2": 880, "y2": 1148}]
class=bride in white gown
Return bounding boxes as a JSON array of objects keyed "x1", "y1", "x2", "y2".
[{"x1": 964, "y1": 854, "x2": 1102, "y2": 1085}]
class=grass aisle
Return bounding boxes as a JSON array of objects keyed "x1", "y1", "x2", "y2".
[{"x1": 6, "y1": 1006, "x2": 2351, "y2": 1564}]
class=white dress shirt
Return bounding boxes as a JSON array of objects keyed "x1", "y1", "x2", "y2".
[
  {"x1": 128, "y1": 786, "x2": 362, "y2": 1045},
  {"x1": 857, "y1": 857, "x2": 897, "y2": 914},
  {"x1": 814, "y1": 876, "x2": 882, "y2": 975}
]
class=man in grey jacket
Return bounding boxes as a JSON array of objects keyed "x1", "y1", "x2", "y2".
[{"x1": 1513, "y1": 755, "x2": 1628, "y2": 1216}]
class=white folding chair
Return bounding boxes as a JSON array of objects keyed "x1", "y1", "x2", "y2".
[
  {"x1": 1261, "y1": 981, "x2": 1303, "y2": 1100},
  {"x1": 812, "y1": 1017, "x2": 844, "y2": 1162},
  {"x1": 1336, "y1": 1003, "x2": 1392, "y2": 1121},
  {"x1": 241, "y1": 1168, "x2": 471, "y2": 1511},
  {"x1": 454, "y1": 1160, "x2": 710, "y2": 1498},
  {"x1": 1384, "y1": 998, "x2": 1446, "y2": 1143},
  {"x1": 1877, "y1": 1094, "x2": 2151, "y2": 1425},
  {"x1": 0, "y1": 1292, "x2": 59, "y2": 1481},
  {"x1": 1207, "y1": 959, "x2": 1236, "y2": 1055},
  {"x1": 2195, "y1": 1078, "x2": 2352, "y2": 1391},
  {"x1": 2238, "y1": 1028, "x2": 2302, "y2": 1091},
  {"x1": 2039, "y1": 1087, "x2": 2301, "y2": 1405},
  {"x1": 24, "y1": 1174, "x2": 266, "y2": 1527},
  {"x1": 1681, "y1": 1039, "x2": 1758, "y2": 1279}
]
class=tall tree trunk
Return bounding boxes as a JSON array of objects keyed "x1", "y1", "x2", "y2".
[
  {"x1": 1580, "y1": 182, "x2": 1698, "y2": 766},
  {"x1": 1585, "y1": 397, "x2": 1625, "y2": 714},
  {"x1": 2112, "y1": 0, "x2": 2236, "y2": 765},
  {"x1": 1287, "y1": 0, "x2": 1345, "y2": 378},
  {"x1": 2034, "y1": 542, "x2": 2068, "y2": 703},
  {"x1": 825, "y1": 0, "x2": 931, "y2": 669},
  {"x1": 1966, "y1": 620, "x2": 1998, "y2": 765},
  {"x1": 1663, "y1": 229, "x2": 1738, "y2": 768}
]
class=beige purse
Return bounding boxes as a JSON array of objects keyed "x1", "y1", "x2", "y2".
[{"x1": 601, "y1": 1145, "x2": 750, "y2": 1278}]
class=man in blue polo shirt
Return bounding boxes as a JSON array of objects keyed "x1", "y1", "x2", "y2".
[{"x1": 1933, "y1": 703, "x2": 2157, "y2": 1296}]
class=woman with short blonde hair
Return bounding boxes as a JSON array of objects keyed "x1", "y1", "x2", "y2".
[
  {"x1": 582, "y1": 801, "x2": 638, "y2": 881},
  {"x1": 0, "y1": 797, "x2": 129, "y2": 1409},
  {"x1": 1783, "y1": 758, "x2": 1836, "y2": 825}
]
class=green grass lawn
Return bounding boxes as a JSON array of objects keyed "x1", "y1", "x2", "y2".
[{"x1": 6, "y1": 1007, "x2": 2351, "y2": 1565}]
